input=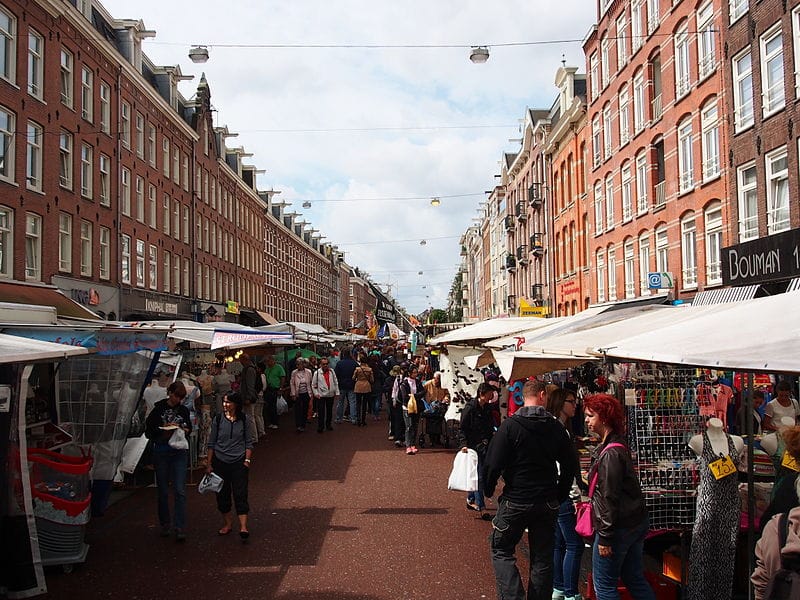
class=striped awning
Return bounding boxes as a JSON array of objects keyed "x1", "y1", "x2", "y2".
[
  {"x1": 786, "y1": 278, "x2": 800, "y2": 293},
  {"x1": 691, "y1": 285, "x2": 760, "y2": 306}
]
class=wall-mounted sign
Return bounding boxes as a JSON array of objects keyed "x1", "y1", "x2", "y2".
[
  {"x1": 145, "y1": 299, "x2": 178, "y2": 314},
  {"x1": 721, "y1": 227, "x2": 800, "y2": 286},
  {"x1": 226, "y1": 300, "x2": 240, "y2": 315},
  {"x1": 647, "y1": 272, "x2": 674, "y2": 289}
]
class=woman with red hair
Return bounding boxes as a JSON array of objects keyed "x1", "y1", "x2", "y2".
[{"x1": 583, "y1": 393, "x2": 654, "y2": 600}]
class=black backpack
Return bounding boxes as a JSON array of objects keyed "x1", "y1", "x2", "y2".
[
  {"x1": 252, "y1": 366, "x2": 264, "y2": 395},
  {"x1": 764, "y1": 513, "x2": 800, "y2": 600}
]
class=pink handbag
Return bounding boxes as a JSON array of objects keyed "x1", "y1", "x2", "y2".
[{"x1": 575, "y1": 442, "x2": 626, "y2": 538}]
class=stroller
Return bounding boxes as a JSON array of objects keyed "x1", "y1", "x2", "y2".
[{"x1": 418, "y1": 400, "x2": 449, "y2": 448}]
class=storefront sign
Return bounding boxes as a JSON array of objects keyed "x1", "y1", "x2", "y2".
[
  {"x1": 519, "y1": 306, "x2": 548, "y2": 317},
  {"x1": 145, "y1": 299, "x2": 178, "y2": 314},
  {"x1": 210, "y1": 330, "x2": 292, "y2": 350},
  {"x1": 647, "y1": 272, "x2": 674, "y2": 289},
  {"x1": 559, "y1": 280, "x2": 580, "y2": 295},
  {"x1": 722, "y1": 228, "x2": 800, "y2": 286},
  {"x1": 225, "y1": 300, "x2": 240, "y2": 315}
]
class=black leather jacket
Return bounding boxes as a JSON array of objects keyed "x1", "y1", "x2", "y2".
[{"x1": 590, "y1": 434, "x2": 647, "y2": 545}]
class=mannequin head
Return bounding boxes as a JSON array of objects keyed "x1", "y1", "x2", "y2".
[{"x1": 707, "y1": 417, "x2": 723, "y2": 429}]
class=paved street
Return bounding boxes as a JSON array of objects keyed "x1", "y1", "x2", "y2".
[{"x1": 44, "y1": 417, "x2": 500, "y2": 599}]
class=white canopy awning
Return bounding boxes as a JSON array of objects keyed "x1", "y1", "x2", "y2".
[
  {"x1": 0, "y1": 334, "x2": 89, "y2": 363},
  {"x1": 120, "y1": 320, "x2": 294, "y2": 349},
  {"x1": 492, "y1": 349, "x2": 593, "y2": 381},
  {"x1": 429, "y1": 317, "x2": 558, "y2": 346},
  {"x1": 603, "y1": 291, "x2": 800, "y2": 372}
]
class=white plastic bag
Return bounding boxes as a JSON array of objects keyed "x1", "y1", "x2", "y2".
[
  {"x1": 168, "y1": 428, "x2": 189, "y2": 450},
  {"x1": 448, "y1": 448, "x2": 478, "y2": 492},
  {"x1": 277, "y1": 395, "x2": 289, "y2": 416},
  {"x1": 198, "y1": 472, "x2": 224, "y2": 494}
]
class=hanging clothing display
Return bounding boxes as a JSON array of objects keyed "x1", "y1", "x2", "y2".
[{"x1": 686, "y1": 432, "x2": 741, "y2": 600}]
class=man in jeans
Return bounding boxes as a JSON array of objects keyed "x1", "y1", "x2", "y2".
[
  {"x1": 483, "y1": 380, "x2": 576, "y2": 600},
  {"x1": 263, "y1": 354, "x2": 286, "y2": 430},
  {"x1": 334, "y1": 348, "x2": 358, "y2": 424}
]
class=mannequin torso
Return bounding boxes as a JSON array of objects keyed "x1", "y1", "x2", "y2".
[
  {"x1": 760, "y1": 416, "x2": 797, "y2": 456},
  {"x1": 689, "y1": 417, "x2": 744, "y2": 458}
]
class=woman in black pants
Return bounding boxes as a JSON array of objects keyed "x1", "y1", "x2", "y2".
[{"x1": 206, "y1": 392, "x2": 254, "y2": 541}]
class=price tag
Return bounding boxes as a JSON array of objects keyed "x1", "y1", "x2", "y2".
[
  {"x1": 782, "y1": 451, "x2": 800, "y2": 472},
  {"x1": 708, "y1": 455, "x2": 737, "y2": 480}
]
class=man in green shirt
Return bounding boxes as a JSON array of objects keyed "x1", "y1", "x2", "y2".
[{"x1": 263, "y1": 354, "x2": 286, "y2": 429}]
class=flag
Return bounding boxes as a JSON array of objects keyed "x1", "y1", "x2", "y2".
[
  {"x1": 367, "y1": 324, "x2": 379, "y2": 339},
  {"x1": 409, "y1": 315, "x2": 421, "y2": 327}
]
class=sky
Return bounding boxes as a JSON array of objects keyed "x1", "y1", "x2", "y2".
[{"x1": 101, "y1": 0, "x2": 594, "y2": 315}]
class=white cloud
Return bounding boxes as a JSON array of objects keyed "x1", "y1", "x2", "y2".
[{"x1": 102, "y1": 0, "x2": 593, "y2": 314}]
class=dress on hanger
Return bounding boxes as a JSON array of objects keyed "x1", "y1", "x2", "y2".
[{"x1": 687, "y1": 431, "x2": 741, "y2": 600}]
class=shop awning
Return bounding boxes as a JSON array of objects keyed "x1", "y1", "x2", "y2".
[
  {"x1": 428, "y1": 317, "x2": 554, "y2": 345},
  {"x1": 491, "y1": 349, "x2": 593, "y2": 381},
  {"x1": 0, "y1": 334, "x2": 89, "y2": 363},
  {"x1": 120, "y1": 320, "x2": 294, "y2": 349},
  {"x1": 0, "y1": 280, "x2": 101, "y2": 321},
  {"x1": 691, "y1": 285, "x2": 760, "y2": 306}
]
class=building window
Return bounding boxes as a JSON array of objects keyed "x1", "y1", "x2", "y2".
[
  {"x1": 761, "y1": 27, "x2": 785, "y2": 116},
  {"x1": 635, "y1": 151, "x2": 648, "y2": 215},
  {"x1": 135, "y1": 239, "x2": 145, "y2": 288},
  {"x1": 27, "y1": 30, "x2": 44, "y2": 99},
  {"x1": 0, "y1": 206, "x2": 12, "y2": 277},
  {"x1": 638, "y1": 232, "x2": 650, "y2": 292},
  {"x1": 59, "y1": 212, "x2": 72, "y2": 272},
  {"x1": 632, "y1": 0, "x2": 644, "y2": 53},
  {"x1": 99, "y1": 226, "x2": 110, "y2": 280},
  {"x1": 655, "y1": 225, "x2": 669, "y2": 273},
  {"x1": 80, "y1": 220, "x2": 92, "y2": 276},
  {"x1": 0, "y1": 106, "x2": 15, "y2": 182},
  {"x1": 173, "y1": 148, "x2": 180, "y2": 184},
  {"x1": 163, "y1": 252, "x2": 170, "y2": 293},
  {"x1": 173, "y1": 253, "x2": 180, "y2": 295},
  {"x1": 99, "y1": 81, "x2": 110, "y2": 134},
  {"x1": 681, "y1": 214, "x2": 697, "y2": 288},
  {"x1": 592, "y1": 115, "x2": 601, "y2": 166},
  {"x1": 730, "y1": 0, "x2": 748, "y2": 23},
  {"x1": 59, "y1": 131, "x2": 73, "y2": 189},
  {"x1": 135, "y1": 176, "x2": 144, "y2": 222},
  {"x1": 60, "y1": 49, "x2": 73, "y2": 108},
  {"x1": 646, "y1": 0, "x2": 659, "y2": 34},
  {"x1": 80, "y1": 143, "x2": 93, "y2": 198},
  {"x1": 183, "y1": 258, "x2": 189, "y2": 297},
  {"x1": 196, "y1": 268, "x2": 203, "y2": 299},
  {"x1": 120, "y1": 101, "x2": 130, "y2": 148},
  {"x1": 163, "y1": 195, "x2": 170, "y2": 235},
  {"x1": 594, "y1": 181, "x2": 604, "y2": 234},
  {"x1": 0, "y1": 9, "x2": 16, "y2": 83},
  {"x1": 621, "y1": 163, "x2": 633, "y2": 222},
  {"x1": 737, "y1": 162, "x2": 758, "y2": 240},
  {"x1": 674, "y1": 23, "x2": 690, "y2": 99},
  {"x1": 794, "y1": 7, "x2": 800, "y2": 98},
  {"x1": 148, "y1": 184, "x2": 157, "y2": 228},
  {"x1": 705, "y1": 202, "x2": 723, "y2": 285},
  {"x1": 148, "y1": 124, "x2": 156, "y2": 167},
  {"x1": 182, "y1": 155, "x2": 189, "y2": 191},
  {"x1": 173, "y1": 199, "x2": 181, "y2": 239},
  {"x1": 80, "y1": 67, "x2": 93, "y2": 121},
  {"x1": 697, "y1": 2, "x2": 716, "y2": 80},
  {"x1": 605, "y1": 176, "x2": 615, "y2": 229},
  {"x1": 149, "y1": 244, "x2": 157, "y2": 290},
  {"x1": 616, "y1": 13, "x2": 628, "y2": 66},
  {"x1": 624, "y1": 239, "x2": 635, "y2": 298},
  {"x1": 121, "y1": 234, "x2": 131, "y2": 284},
  {"x1": 633, "y1": 70, "x2": 645, "y2": 133},
  {"x1": 183, "y1": 206, "x2": 190, "y2": 244},
  {"x1": 700, "y1": 100, "x2": 720, "y2": 182},
  {"x1": 162, "y1": 137, "x2": 170, "y2": 178},
  {"x1": 120, "y1": 167, "x2": 131, "y2": 216},
  {"x1": 25, "y1": 213, "x2": 41, "y2": 280},
  {"x1": 135, "y1": 113, "x2": 145, "y2": 159},
  {"x1": 602, "y1": 103, "x2": 612, "y2": 157},
  {"x1": 677, "y1": 118, "x2": 694, "y2": 193},
  {"x1": 733, "y1": 50, "x2": 754, "y2": 131},
  {"x1": 607, "y1": 246, "x2": 617, "y2": 300},
  {"x1": 596, "y1": 250, "x2": 606, "y2": 303},
  {"x1": 766, "y1": 147, "x2": 789, "y2": 234},
  {"x1": 589, "y1": 53, "x2": 599, "y2": 100},
  {"x1": 99, "y1": 154, "x2": 110, "y2": 206},
  {"x1": 619, "y1": 87, "x2": 630, "y2": 146},
  {"x1": 600, "y1": 35, "x2": 610, "y2": 89},
  {"x1": 26, "y1": 122, "x2": 42, "y2": 191}
]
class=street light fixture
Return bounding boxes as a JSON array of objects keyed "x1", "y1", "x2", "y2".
[
  {"x1": 189, "y1": 45, "x2": 210, "y2": 63},
  {"x1": 469, "y1": 46, "x2": 490, "y2": 63},
  {"x1": 430, "y1": 196, "x2": 441, "y2": 206},
  {"x1": 302, "y1": 201, "x2": 312, "y2": 209},
  {"x1": 419, "y1": 239, "x2": 427, "y2": 246}
]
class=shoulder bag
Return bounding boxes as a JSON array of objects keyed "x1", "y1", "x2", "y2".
[{"x1": 575, "y1": 442, "x2": 626, "y2": 538}]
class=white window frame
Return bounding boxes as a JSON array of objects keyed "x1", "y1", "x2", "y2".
[
  {"x1": 121, "y1": 234, "x2": 131, "y2": 284},
  {"x1": 674, "y1": 23, "x2": 690, "y2": 99},
  {"x1": 173, "y1": 199, "x2": 180, "y2": 240},
  {"x1": 80, "y1": 219, "x2": 92, "y2": 277},
  {"x1": 148, "y1": 124, "x2": 156, "y2": 167},
  {"x1": 596, "y1": 250, "x2": 606, "y2": 303},
  {"x1": 99, "y1": 81, "x2": 111, "y2": 134},
  {"x1": 701, "y1": 99, "x2": 720, "y2": 181},
  {"x1": 607, "y1": 246, "x2": 617, "y2": 300},
  {"x1": 27, "y1": 30, "x2": 44, "y2": 99},
  {"x1": 705, "y1": 202, "x2": 723, "y2": 285},
  {"x1": 633, "y1": 70, "x2": 645, "y2": 133},
  {"x1": 621, "y1": 163, "x2": 633, "y2": 222},
  {"x1": 172, "y1": 148, "x2": 180, "y2": 184},
  {"x1": 183, "y1": 206, "x2": 190, "y2": 244},
  {"x1": 163, "y1": 251, "x2": 171, "y2": 293},
  {"x1": 120, "y1": 101, "x2": 130, "y2": 148},
  {"x1": 737, "y1": 162, "x2": 758, "y2": 241},
  {"x1": 163, "y1": 194, "x2": 170, "y2": 235},
  {"x1": 655, "y1": 226, "x2": 669, "y2": 273},
  {"x1": 697, "y1": 2, "x2": 716, "y2": 80},
  {"x1": 80, "y1": 66, "x2": 93, "y2": 121},
  {"x1": 135, "y1": 239, "x2": 145, "y2": 288},
  {"x1": 59, "y1": 212, "x2": 72, "y2": 272},
  {"x1": 624, "y1": 239, "x2": 636, "y2": 298},
  {"x1": 0, "y1": 8, "x2": 16, "y2": 84},
  {"x1": 605, "y1": 176, "x2": 615, "y2": 230},
  {"x1": 616, "y1": 13, "x2": 628, "y2": 66},
  {"x1": 182, "y1": 155, "x2": 189, "y2": 191},
  {"x1": 677, "y1": 118, "x2": 694, "y2": 194},
  {"x1": 173, "y1": 253, "x2": 180, "y2": 295},
  {"x1": 162, "y1": 137, "x2": 170, "y2": 178},
  {"x1": 619, "y1": 87, "x2": 630, "y2": 146},
  {"x1": 99, "y1": 226, "x2": 110, "y2": 280},
  {"x1": 730, "y1": 0, "x2": 748, "y2": 24},
  {"x1": 592, "y1": 115, "x2": 602, "y2": 166},
  {"x1": 766, "y1": 146, "x2": 789, "y2": 234},
  {"x1": 761, "y1": 26, "x2": 786, "y2": 117},
  {"x1": 601, "y1": 36, "x2": 611, "y2": 89},
  {"x1": 60, "y1": 48, "x2": 73, "y2": 108},
  {"x1": 120, "y1": 167, "x2": 131, "y2": 216},
  {"x1": 183, "y1": 258, "x2": 189, "y2": 297},
  {"x1": 25, "y1": 212, "x2": 41, "y2": 280},
  {"x1": 59, "y1": 131, "x2": 73, "y2": 189},
  {"x1": 646, "y1": 0, "x2": 659, "y2": 34},
  {"x1": 135, "y1": 176, "x2": 145, "y2": 223},
  {"x1": 135, "y1": 113, "x2": 145, "y2": 159},
  {"x1": 99, "y1": 154, "x2": 110, "y2": 206},
  {"x1": 0, "y1": 205, "x2": 11, "y2": 277},
  {"x1": 794, "y1": 7, "x2": 800, "y2": 98},
  {"x1": 638, "y1": 233, "x2": 650, "y2": 292},
  {"x1": 80, "y1": 143, "x2": 93, "y2": 199},
  {"x1": 589, "y1": 53, "x2": 599, "y2": 101},
  {"x1": 594, "y1": 181, "x2": 604, "y2": 235},
  {"x1": 148, "y1": 244, "x2": 157, "y2": 290},
  {"x1": 681, "y1": 214, "x2": 698, "y2": 289},
  {"x1": 632, "y1": 0, "x2": 644, "y2": 53},
  {"x1": 733, "y1": 50, "x2": 754, "y2": 132},
  {"x1": 603, "y1": 104, "x2": 613, "y2": 158},
  {"x1": 0, "y1": 106, "x2": 15, "y2": 182},
  {"x1": 148, "y1": 184, "x2": 157, "y2": 228}
]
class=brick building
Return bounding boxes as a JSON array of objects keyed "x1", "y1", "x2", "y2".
[{"x1": 583, "y1": 0, "x2": 728, "y2": 305}]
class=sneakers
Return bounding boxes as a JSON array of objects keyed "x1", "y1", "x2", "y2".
[
  {"x1": 411, "y1": 446, "x2": 419, "y2": 454},
  {"x1": 552, "y1": 590, "x2": 565, "y2": 600},
  {"x1": 268, "y1": 424, "x2": 279, "y2": 430},
  {"x1": 388, "y1": 435, "x2": 395, "y2": 441},
  {"x1": 466, "y1": 501, "x2": 481, "y2": 512},
  {"x1": 406, "y1": 447, "x2": 414, "y2": 455}
]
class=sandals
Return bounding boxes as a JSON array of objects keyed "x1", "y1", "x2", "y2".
[{"x1": 218, "y1": 526, "x2": 232, "y2": 535}]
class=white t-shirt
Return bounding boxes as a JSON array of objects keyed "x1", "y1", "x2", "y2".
[
  {"x1": 143, "y1": 383, "x2": 166, "y2": 416},
  {"x1": 765, "y1": 398, "x2": 800, "y2": 425}
]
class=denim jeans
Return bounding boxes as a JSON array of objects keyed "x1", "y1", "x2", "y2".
[
  {"x1": 591, "y1": 516, "x2": 655, "y2": 600},
  {"x1": 467, "y1": 446, "x2": 487, "y2": 509},
  {"x1": 336, "y1": 389, "x2": 356, "y2": 422},
  {"x1": 490, "y1": 496, "x2": 559, "y2": 600},
  {"x1": 403, "y1": 410, "x2": 420, "y2": 447},
  {"x1": 553, "y1": 499, "x2": 584, "y2": 597},
  {"x1": 153, "y1": 448, "x2": 188, "y2": 531}
]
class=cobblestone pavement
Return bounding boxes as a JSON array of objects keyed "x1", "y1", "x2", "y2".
[{"x1": 43, "y1": 415, "x2": 502, "y2": 599}]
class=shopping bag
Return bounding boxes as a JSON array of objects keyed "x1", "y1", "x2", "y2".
[
  {"x1": 448, "y1": 448, "x2": 478, "y2": 492},
  {"x1": 168, "y1": 428, "x2": 189, "y2": 450},
  {"x1": 277, "y1": 396, "x2": 289, "y2": 415},
  {"x1": 198, "y1": 472, "x2": 224, "y2": 494},
  {"x1": 575, "y1": 500, "x2": 594, "y2": 537},
  {"x1": 407, "y1": 393, "x2": 418, "y2": 414}
]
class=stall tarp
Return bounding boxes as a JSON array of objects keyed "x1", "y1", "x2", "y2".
[
  {"x1": 120, "y1": 321, "x2": 294, "y2": 349},
  {"x1": 492, "y1": 349, "x2": 593, "y2": 381},
  {"x1": 209, "y1": 329, "x2": 294, "y2": 350},
  {"x1": 602, "y1": 291, "x2": 800, "y2": 372},
  {"x1": 483, "y1": 306, "x2": 611, "y2": 349},
  {"x1": 0, "y1": 334, "x2": 89, "y2": 363},
  {"x1": 429, "y1": 317, "x2": 562, "y2": 346}
]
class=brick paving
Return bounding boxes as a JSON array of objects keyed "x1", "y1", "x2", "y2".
[{"x1": 43, "y1": 415, "x2": 502, "y2": 599}]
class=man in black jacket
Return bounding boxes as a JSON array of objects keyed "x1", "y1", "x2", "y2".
[{"x1": 483, "y1": 379, "x2": 575, "y2": 600}]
